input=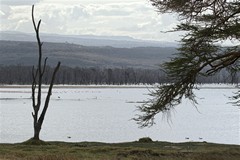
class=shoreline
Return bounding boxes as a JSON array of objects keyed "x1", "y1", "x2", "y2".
[
  {"x1": 0, "y1": 84, "x2": 155, "y2": 89},
  {"x1": 0, "y1": 140, "x2": 239, "y2": 146},
  {"x1": 0, "y1": 83, "x2": 238, "y2": 89}
]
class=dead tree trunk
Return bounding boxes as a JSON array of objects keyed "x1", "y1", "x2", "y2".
[{"x1": 31, "y1": 5, "x2": 61, "y2": 140}]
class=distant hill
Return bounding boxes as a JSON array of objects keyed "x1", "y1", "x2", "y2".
[
  {"x1": 0, "y1": 31, "x2": 178, "y2": 48},
  {"x1": 0, "y1": 40, "x2": 176, "y2": 69}
]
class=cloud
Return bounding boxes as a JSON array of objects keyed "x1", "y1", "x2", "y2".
[
  {"x1": 0, "y1": 0, "x2": 180, "y2": 41},
  {"x1": 1, "y1": 0, "x2": 40, "y2": 6}
]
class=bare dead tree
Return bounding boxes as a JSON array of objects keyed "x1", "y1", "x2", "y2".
[{"x1": 31, "y1": 5, "x2": 61, "y2": 140}]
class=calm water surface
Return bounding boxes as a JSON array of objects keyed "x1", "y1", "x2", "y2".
[{"x1": 0, "y1": 85, "x2": 239, "y2": 144}]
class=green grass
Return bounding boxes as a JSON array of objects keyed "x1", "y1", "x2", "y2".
[{"x1": 0, "y1": 140, "x2": 239, "y2": 160}]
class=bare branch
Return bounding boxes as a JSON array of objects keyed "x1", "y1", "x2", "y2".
[
  {"x1": 206, "y1": 51, "x2": 240, "y2": 75},
  {"x1": 32, "y1": 112, "x2": 35, "y2": 118},
  {"x1": 37, "y1": 19, "x2": 41, "y2": 32},
  {"x1": 31, "y1": 5, "x2": 37, "y2": 31},
  {"x1": 38, "y1": 62, "x2": 61, "y2": 125},
  {"x1": 31, "y1": 66, "x2": 37, "y2": 107},
  {"x1": 41, "y1": 57, "x2": 48, "y2": 76}
]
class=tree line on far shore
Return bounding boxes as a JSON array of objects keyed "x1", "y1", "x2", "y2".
[{"x1": 0, "y1": 65, "x2": 238, "y2": 85}]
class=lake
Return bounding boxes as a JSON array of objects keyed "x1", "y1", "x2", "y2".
[{"x1": 0, "y1": 84, "x2": 239, "y2": 145}]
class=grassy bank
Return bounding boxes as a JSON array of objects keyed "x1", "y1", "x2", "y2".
[{"x1": 0, "y1": 140, "x2": 239, "y2": 160}]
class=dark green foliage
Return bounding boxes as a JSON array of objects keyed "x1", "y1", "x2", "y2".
[
  {"x1": 0, "y1": 65, "x2": 237, "y2": 85},
  {"x1": 135, "y1": 0, "x2": 240, "y2": 127}
]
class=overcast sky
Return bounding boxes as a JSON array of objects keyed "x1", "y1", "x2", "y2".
[{"x1": 0, "y1": 0, "x2": 180, "y2": 41}]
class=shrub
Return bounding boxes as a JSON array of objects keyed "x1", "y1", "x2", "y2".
[{"x1": 138, "y1": 137, "x2": 153, "y2": 143}]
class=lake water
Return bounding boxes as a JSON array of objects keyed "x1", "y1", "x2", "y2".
[{"x1": 0, "y1": 85, "x2": 239, "y2": 144}]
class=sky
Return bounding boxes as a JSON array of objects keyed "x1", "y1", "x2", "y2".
[{"x1": 0, "y1": 0, "x2": 180, "y2": 42}]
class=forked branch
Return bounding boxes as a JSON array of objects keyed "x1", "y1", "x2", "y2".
[{"x1": 31, "y1": 5, "x2": 61, "y2": 140}]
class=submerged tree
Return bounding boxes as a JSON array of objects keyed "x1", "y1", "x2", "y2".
[
  {"x1": 135, "y1": 0, "x2": 240, "y2": 127},
  {"x1": 31, "y1": 5, "x2": 61, "y2": 140}
]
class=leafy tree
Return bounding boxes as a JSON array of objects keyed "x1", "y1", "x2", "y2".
[
  {"x1": 135, "y1": 0, "x2": 240, "y2": 127},
  {"x1": 31, "y1": 5, "x2": 61, "y2": 140}
]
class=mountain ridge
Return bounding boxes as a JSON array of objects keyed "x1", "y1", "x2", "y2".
[
  {"x1": 0, "y1": 31, "x2": 178, "y2": 48},
  {"x1": 0, "y1": 40, "x2": 176, "y2": 69}
]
